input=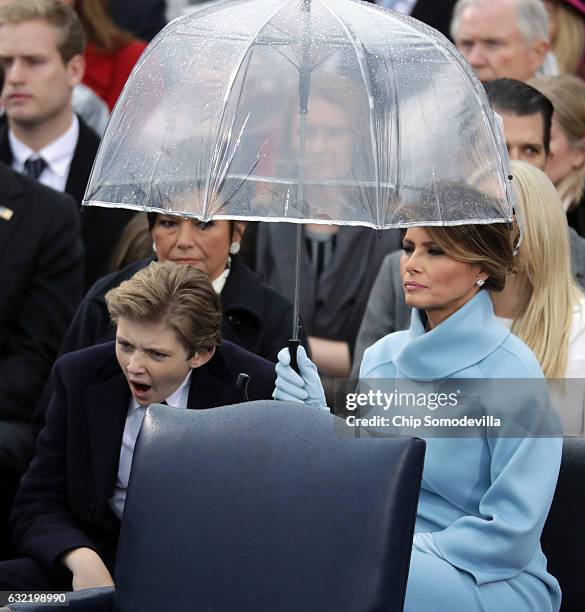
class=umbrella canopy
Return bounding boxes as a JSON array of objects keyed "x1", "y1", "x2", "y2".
[{"x1": 83, "y1": 0, "x2": 514, "y2": 229}]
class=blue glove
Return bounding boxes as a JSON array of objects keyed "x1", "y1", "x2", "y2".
[{"x1": 273, "y1": 346, "x2": 328, "y2": 410}]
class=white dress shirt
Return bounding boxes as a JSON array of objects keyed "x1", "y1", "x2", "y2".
[
  {"x1": 109, "y1": 371, "x2": 192, "y2": 519},
  {"x1": 9, "y1": 114, "x2": 79, "y2": 193},
  {"x1": 212, "y1": 264, "x2": 230, "y2": 293}
]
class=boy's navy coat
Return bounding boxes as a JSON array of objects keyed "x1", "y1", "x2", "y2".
[{"x1": 11, "y1": 340, "x2": 276, "y2": 573}]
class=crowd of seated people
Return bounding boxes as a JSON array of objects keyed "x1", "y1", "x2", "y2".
[{"x1": 2, "y1": 0, "x2": 585, "y2": 609}]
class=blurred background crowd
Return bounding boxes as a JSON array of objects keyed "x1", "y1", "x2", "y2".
[{"x1": 1, "y1": 0, "x2": 585, "y2": 598}]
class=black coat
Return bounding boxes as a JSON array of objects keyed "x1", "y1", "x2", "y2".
[
  {"x1": 0, "y1": 162, "x2": 84, "y2": 423},
  {"x1": 370, "y1": 0, "x2": 457, "y2": 40},
  {"x1": 31, "y1": 256, "x2": 300, "y2": 436},
  {"x1": 567, "y1": 195, "x2": 585, "y2": 240},
  {"x1": 410, "y1": 0, "x2": 457, "y2": 40},
  {"x1": 256, "y1": 224, "x2": 401, "y2": 354},
  {"x1": 111, "y1": 0, "x2": 167, "y2": 41},
  {"x1": 59, "y1": 255, "x2": 298, "y2": 362},
  {"x1": 11, "y1": 340, "x2": 275, "y2": 574},
  {"x1": 0, "y1": 116, "x2": 136, "y2": 288}
]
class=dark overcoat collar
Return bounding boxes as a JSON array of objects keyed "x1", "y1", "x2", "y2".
[
  {"x1": 221, "y1": 255, "x2": 264, "y2": 324},
  {"x1": 0, "y1": 162, "x2": 27, "y2": 258},
  {"x1": 0, "y1": 116, "x2": 13, "y2": 166}
]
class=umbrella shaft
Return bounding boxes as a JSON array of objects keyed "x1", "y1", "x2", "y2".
[{"x1": 292, "y1": 223, "x2": 302, "y2": 341}]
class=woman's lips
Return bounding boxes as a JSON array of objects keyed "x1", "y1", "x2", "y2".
[{"x1": 404, "y1": 281, "x2": 427, "y2": 291}]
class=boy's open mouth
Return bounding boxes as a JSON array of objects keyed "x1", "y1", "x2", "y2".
[{"x1": 129, "y1": 381, "x2": 151, "y2": 396}]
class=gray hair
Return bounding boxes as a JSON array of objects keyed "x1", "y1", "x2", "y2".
[{"x1": 451, "y1": 0, "x2": 549, "y2": 44}]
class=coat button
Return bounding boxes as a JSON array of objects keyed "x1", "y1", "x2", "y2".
[{"x1": 87, "y1": 504, "x2": 96, "y2": 519}]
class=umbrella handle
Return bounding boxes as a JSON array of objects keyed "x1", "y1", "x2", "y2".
[
  {"x1": 235, "y1": 373, "x2": 251, "y2": 402},
  {"x1": 288, "y1": 339, "x2": 301, "y2": 374}
]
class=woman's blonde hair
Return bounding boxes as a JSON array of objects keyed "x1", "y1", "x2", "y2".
[
  {"x1": 530, "y1": 75, "x2": 585, "y2": 210},
  {"x1": 548, "y1": 0, "x2": 585, "y2": 76},
  {"x1": 509, "y1": 160, "x2": 583, "y2": 378}
]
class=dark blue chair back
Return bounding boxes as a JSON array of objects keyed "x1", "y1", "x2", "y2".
[
  {"x1": 113, "y1": 400, "x2": 425, "y2": 612},
  {"x1": 541, "y1": 437, "x2": 585, "y2": 612}
]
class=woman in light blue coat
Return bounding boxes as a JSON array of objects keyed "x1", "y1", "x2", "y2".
[{"x1": 274, "y1": 221, "x2": 562, "y2": 611}]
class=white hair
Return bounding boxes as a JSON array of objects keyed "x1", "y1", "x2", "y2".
[{"x1": 451, "y1": 0, "x2": 549, "y2": 43}]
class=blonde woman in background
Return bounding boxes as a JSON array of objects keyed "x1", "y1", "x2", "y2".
[
  {"x1": 543, "y1": 0, "x2": 585, "y2": 77},
  {"x1": 491, "y1": 161, "x2": 585, "y2": 382},
  {"x1": 530, "y1": 76, "x2": 585, "y2": 233}
]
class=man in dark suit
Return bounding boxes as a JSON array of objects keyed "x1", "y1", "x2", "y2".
[
  {"x1": 0, "y1": 0, "x2": 135, "y2": 288},
  {"x1": 0, "y1": 161, "x2": 84, "y2": 556},
  {"x1": 0, "y1": 263, "x2": 275, "y2": 591}
]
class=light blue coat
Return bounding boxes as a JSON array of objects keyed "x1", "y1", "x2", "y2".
[{"x1": 360, "y1": 291, "x2": 562, "y2": 612}]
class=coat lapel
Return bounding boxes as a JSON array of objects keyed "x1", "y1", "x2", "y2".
[
  {"x1": 0, "y1": 164, "x2": 26, "y2": 259},
  {"x1": 66, "y1": 117, "x2": 99, "y2": 206},
  {"x1": 394, "y1": 291, "x2": 510, "y2": 379},
  {"x1": 85, "y1": 370, "x2": 130, "y2": 511},
  {"x1": 0, "y1": 118, "x2": 13, "y2": 166},
  {"x1": 187, "y1": 347, "x2": 239, "y2": 409}
]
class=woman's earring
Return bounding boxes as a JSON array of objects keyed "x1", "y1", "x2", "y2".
[
  {"x1": 152, "y1": 242, "x2": 158, "y2": 254},
  {"x1": 230, "y1": 241, "x2": 241, "y2": 255},
  {"x1": 476, "y1": 278, "x2": 485, "y2": 287}
]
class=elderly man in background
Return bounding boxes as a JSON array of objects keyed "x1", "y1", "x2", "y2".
[{"x1": 451, "y1": 0, "x2": 552, "y2": 82}]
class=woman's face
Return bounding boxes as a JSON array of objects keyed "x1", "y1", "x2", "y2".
[
  {"x1": 151, "y1": 216, "x2": 241, "y2": 281},
  {"x1": 400, "y1": 227, "x2": 486, "y2": 328},
  {"x1": 116, "y1": 318, "x2": 212, "y2": 406},
  {"x1": 545, "y1": 117, "x2": 585, "y2": 186}
]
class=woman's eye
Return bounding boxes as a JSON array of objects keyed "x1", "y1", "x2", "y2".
[
  {"x1": 402, "y1": 245, "x2": 414, "y2": 254},
  {"x1": 159, "y1": 220, "x2": 177, "y2": 229},
  {"x1": 149, "y1": 351, "x2": 167, "y2": 359},
  {"x1": 117, "y1": 341, "x2": 132, "y2": 351},
  {"x1": 428, "y1": 249, "x2": 444, "y2": 256}
]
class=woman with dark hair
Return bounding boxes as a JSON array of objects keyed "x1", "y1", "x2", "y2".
[
  {"x1": 274, "y1": 206, "x2": 562, "y2": 611},
  {"x1": 59, "y1": 212, "x2": 297, "y2": 363},
  {"x1": 31, "y1": 195, "x2": 301, "y2": 437},
  {"x1": 61, "y1": 0, "x2": 147, "y2": 110}
]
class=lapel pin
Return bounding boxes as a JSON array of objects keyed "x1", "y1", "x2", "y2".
[{"x1": 0, "y1": 206, "x2": 14, "y2": 221}]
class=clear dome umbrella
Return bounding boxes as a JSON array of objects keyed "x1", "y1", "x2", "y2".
[{"x1": 83, "y1": 0, "x2": 514, "y2": 359}]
